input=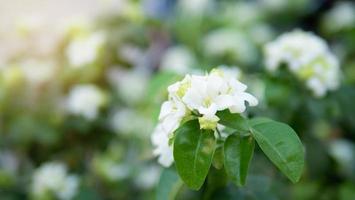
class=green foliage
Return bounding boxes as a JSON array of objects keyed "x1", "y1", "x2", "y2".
[
  {"x1": 173, "y1": 120, "x2": 216, "y2": 190},
  {"x1": 172, "y1": 114, "x2": 304, "y2": 190},
  {"x1": 156, "y1": 168, "x2": 182, "y2": 200},
  {"x1": 216, "y1": 110, "x2": 249, "y2": 132},
  {"x1": 250, "y1": 120, "x2": 305, "y2": 183},
  {"x1": 224, "y1": 135, "x2": 255, "y2": 186},
  {"x1": 1, "y1": 0, "x2": 354, "y2": 199},
  {"x1": 212, "y1": 144, "x2": 224, "y2": 170}
]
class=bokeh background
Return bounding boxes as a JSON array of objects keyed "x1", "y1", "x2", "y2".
[{"x1": 0, "y1": 0, "x2": 354, "y2": 199}]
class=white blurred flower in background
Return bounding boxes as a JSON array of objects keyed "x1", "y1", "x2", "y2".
[
  {"x1": 224, "y1": 1, "x2": 264, "y2": 27},
  {"x1": 59, "y1": 16, "x2": 92, "y2": 37},
  {"x1": 66, "y1": 31, "x2": 106, "y2": 68},
  {"x1": 118, "y1": 44, "x2": 145, "y2": 66},
  {"x1": 32, "y1": 162, "x2": 79, "y2": 200},
  {"x1": 134, "y1": 165, "x2": 160, "y2": 189},
  {"x1": 66, "y1": 84, "x2": 106, "y2": 120},
  {"x1": 103, "y1": 163, "x2": 130, "y2": 182},
  {"x1": 92, "y1": 156, "x2": 131, "y2": 182},
  {"x1": 264, "y1": 30, "x2": 327, "y2": 72},
  {"x1": 248, "y1": 23, "x2": 275, "y2": 45},
  {"x1": 19, "y1": 59, "x2": 56, "y2": 85},
  {"x1": 216, "y1": 65, "x2": 242, "y2": 80},
  {"x1": 203, "y1": 29, "x2": 257, "y2": 65},
  {"x1": 160, "y1": 46, "x2": 196, "y2": 74},
  {"x1": 178, "y1": 0, "x2": 211, "y2": 16},
  {"x1": 322, "y1": 1, "x2": 355, "y2": 33},
  {"x1": 111, "y1": 108, "x2": 139, "y2": 134},
  {"x1": 107, "y1": 68, "x2": 149, "y2": 105},
  {"x1": 328, "y1": 139, "x2": 355, "y2": 175},
  {"x1": 110, "y1": 108, "x2": 153, "y2": 136},
  {"x1": 264, "y1": 29, "x2": 341, "y2": 97},
  {"x1": 0, "y1": 151, "x2": 19, "y2": 175}
]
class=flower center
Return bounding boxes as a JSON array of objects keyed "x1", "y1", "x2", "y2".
[
  {"x1": 177, "y1": 81, "x2": 191, "y2": 98},
  {"x1": 203, "y1": 96, "x2": 212, "y2": 107}
]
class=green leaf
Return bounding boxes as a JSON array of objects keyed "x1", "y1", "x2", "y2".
[
  {"x1": 224, "y1": 135, "x2": 255, "y2": 186},
  {"x1": 156, "y1": 168, "x2": 183, "y2": 200},
  {"x1": 251, "y1": 121, "x2": 304, "y2": 183},
  {"x1": 216, "y1": 110, "x2": 249, "y2": 131},
  {"x1": 248, "y1": 117, "x2": 273, "y2": 127},
  {"x1": 173, "y1": 120, "x2": 216, "y2": 190},
  {"x1": 212, "y1": 145, "x2": 224, "y2": 170}
]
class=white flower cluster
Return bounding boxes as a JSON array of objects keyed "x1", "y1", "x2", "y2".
[
  {"x1": 178, "y1": 0, "x2": 211, "y2": 16},
  {"x1": 66, "y1": 31, "x2": 105, "y2": 68},
  {"x1": 160, "y1": 46, "x2": 196, "y2": 74},
  {"x1": 203, "y1": 29, "x2": 257, "y2": 65},
  {"x1": 151, "y1": 67, "x2": 258, "y2": 167},
  {"x1": 66, "y1": 84, "x2": 106, "y2": 120},
  {"x1": 322, "y1": 1, "x2": 355, "y2": 33},
  {"x1": 32, "y1": 162, "x2": 79, "y2": 200},
  {"x1": 264, "y1": 30, "x2": 340, "y2": 97},
  {"x1": 19, "y1": 59, "x2": 55, "y2": 85}
]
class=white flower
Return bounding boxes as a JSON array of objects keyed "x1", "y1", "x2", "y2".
[
  {"x1": 134, "y1": 165, "x2": 160, "y2": 189},
  {"x1": 264, "y1": 30, "x2": 327, "y2": 72},
  {"x1": 93, "y1": 156, "x2": 130, "y2": 182},
  {"x1": 66, "y1": 31, "x2": 105, "y2": 68},
  {"x1": 19, "y1": 59, "x2": 55, "y2": 85},
  {"x1": 151, "y1": 124, "x2": 174, "y2": 167},
  {"x1": 178, "y1": 0, "x2": 211, "y2": 16},
  {"x1": 183, "y1": 70, "x2": 257, "y2": 121},
  {"x1": 216, "y1": 65, "x2": 242, "y2": 80},
  {"x1": 151, "y1": 99, "x2": 187, "y2": 167},
  {"x1": 57, "y1": 175, "x2": 79, "y2": 200},
  {"x1": 0, "y1": 151, "x2": 18, "y2": 175},
  {"x1": 329, "y1": 139, "x2": 354, "y2": 171},
  {"x1": 203, "y1": 29, "x2": 257, "y2": 65},
  {"x1": 322, "y1": 1, "x2": 355, "y2": 33},
  {"x1": 158, "y1": 100, "x2": 187, "y2": 134},
  {"x1": 151, "y1": 68, "x2": 258, "y2": 167},
  {"x1": 151, "y1": 79, "x2": 190, "y2": 167},
  {"x1": 66, "y1": 84, "x2": 106, "y2": 120},
  {"x1": 110, "y1": 109, "x2": 138, "y2": 135},
  {"x1": 160, "y1": 46, "x2": 195, "y2": 74},
  {"x1": 118, "y1": 44, "x2": 144, "y2": 66},
  {"x1": 249, "y1": 24, "x2": 275, "y2": 45},
  {"x1": 224, "y1": 2, "x2": 263, "y2": 27},
  {"x1": 110, "y1": 108, "x2": 152, "y2": 136},
  {"x1": 59, "y1": 16, "x2": 91, "y2": 35},
  {"x1": 32, "y1": 162, "x2": 79, "y2": 200},
  {"x1": 264, "y1": 30, "x2": 341, "y2": 97},
  {"x1": 107, "y1": 68, "x2": 148, "y2": 105}
]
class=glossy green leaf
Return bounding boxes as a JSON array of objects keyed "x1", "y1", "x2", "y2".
[
  {"x1": 156, "y1": 167, "x2": 183, "y2": 200},
  {"x1": 224, "y1": 134, "x2": 255, "y2": 186},
  {"x1": 216, "y1": 110, "x2": 249, "y2": 131},
  {"x1": 173, "y1": 120, "x2": 216, "y2": 190},
  {"x1": 251, "y1": 121, "x2": 304, "y2": 183}
]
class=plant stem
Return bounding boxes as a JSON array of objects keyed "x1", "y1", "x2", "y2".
[{"x1": 216, "y1": 128, "x2": 222, "y2": 138}]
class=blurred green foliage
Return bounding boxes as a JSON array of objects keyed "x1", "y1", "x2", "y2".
[{"x1": 0, "y1": 0, "x2": 354, "y2": 199}]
